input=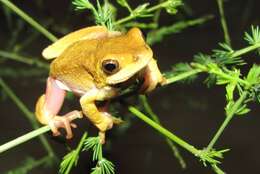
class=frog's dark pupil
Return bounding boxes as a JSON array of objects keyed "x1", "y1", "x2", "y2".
[
  {"x1": 102, "y1": 59, "x2": 119, "y2": 74},
  {"x1": 105, "y1": 63, "x2": 116, "y2": 72}
]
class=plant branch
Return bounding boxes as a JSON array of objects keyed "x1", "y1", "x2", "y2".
[
  {"x1": 114, "y1": 0, "x2": 180, "y2": 26},
  {"x1": 0, "y1": 0, "x2": 57, "y2": 42},
  {"x1": 164, "y1": 69, "x2": 202, "y2": 85},
  {"x1": 0, "y1": 109, "x2": 82, "y2": 154},
  {"x1": 206, "y1": 91, "x2": 248, "y2": 150},
  {"x1": 61, "y1": 132, "x2": 88, "y2": 174},
  {"x1": 0, "y1": 78, "x2": 56, "y2": 161},
  {"x1": 0, "y1": 126, "x2": 50, "y2": 154},
  {"x1": 0, "y1": 50, "x2": 49, "y2": 69},
  {"x1": 5, "y1": 155, "x2": 54, "y2": 173},
  {"x1": 139, "y1": 95, "x2": 186, "y2": 168},
  {"x1": 217, "y1": 0, "x2": 231, "y2": 46},
  {"x1": 230, "y1": 42, "x2": 260, "y2": 58},
  {"x1": 128, "y1": 106, "x2": 199, "y2": 155},
  {"x1": 191, "y1": 63, "x2": 250, "y2": 86}
]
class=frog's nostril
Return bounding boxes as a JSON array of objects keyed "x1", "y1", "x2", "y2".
[{"x1": 133, "y1": 55, "x2": 139, "y2": 62}]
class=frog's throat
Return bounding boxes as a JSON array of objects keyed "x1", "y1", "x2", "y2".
[{"x1": 106, "y1": 57, "x2": 152, "y2": 85}]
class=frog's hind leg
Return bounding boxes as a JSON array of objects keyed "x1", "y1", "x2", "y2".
[
  {"x1": 140, "y1": 58, "x2": 166, "y2": 93},
  {"x1": 35, "y1": 77, "x2": 82, "y2": 139}
]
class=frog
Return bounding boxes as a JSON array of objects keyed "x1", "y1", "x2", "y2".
[{"x1": 35, "y1": 26, "x2": 165, "y2": 143}]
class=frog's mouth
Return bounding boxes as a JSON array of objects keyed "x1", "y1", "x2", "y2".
[{"x1": 106, "y1": 57, "x2": 151, "y2": 85}]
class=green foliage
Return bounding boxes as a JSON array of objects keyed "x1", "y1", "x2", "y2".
[
  {"x1": 2, "y1": 0, "x2": 260, "y2": 174},
  {"x1": 59, "y1": 133, "x2": 88, "y2": 174},
  {"x1": 59, "y1": 150, "x2": 79, "y2": 174},
  {"x1": 91, "y1": 158, "x2": 115, "y2": 174},
  {"x1": 169, "y1": 63, "x2": 198, "y2": 83},
  {"x1": 246, "y1": 65, "x2": 260, "y2": 103},
  {"x1": 72, "y1": 0, "x2": 183, "y2": 29},
  {"x1": 146, "y1": 15, "x2": 213, "y2": 45},
  {"x1": 5, "y1": 156, "x2": 53, "y2": 174},
  {"x1": 246, "y1": 64, "x2": 260, "y2": 86},
  {"x1": 165, "y1": 0, "x2": 182, "y2": 14},
  {"x1": 82, "y1": 137, "x2": 115, "y2": 174},
  {"x1": 244, "y1": 26, "x2": 260, "y2": 45},
  {"x1": 83, "y1": 137, "x2": 102, "y2": 161},
  {"x1": 196, "y1": 148, "x2": 230, "y2": 167},
  {"x1": 116, "y1": 0, "x2": 132, "y2": 12},
  {"x1": 72, "y1": 0, "x2": 114, "y2": 29}
]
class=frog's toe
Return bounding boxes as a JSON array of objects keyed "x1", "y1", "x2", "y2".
[
  {"x1": 99, "y1": 131, "x2": 106, "y2": 144},
  {"x1": 47, "y1": 110, "x2": 82, "y2": 139},
  {"x1": 48, "y1": 120, "x2": 61, "y2": 137},
  {"x1": 53, "y1": 116, "x2": 74, "y2": 139},
  {"x1": 112, "y1": 116, "x2": 124, "y2": 125},
  {"x1": 95, "y1": 112, "x2": 114, "y2": 132}
]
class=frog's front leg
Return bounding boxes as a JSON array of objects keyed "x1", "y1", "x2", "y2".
[
  {"x1": 80, "y1": 87, "x2": 118, "y2": 144},
  {"x1": 140, "y1": 58, "x2": 166, "y2": 93},
  {"x1": 35, "y1": 77, "x2": 82, "y2": 139}
]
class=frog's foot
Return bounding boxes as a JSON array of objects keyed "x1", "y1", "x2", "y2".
[
  {"x1": 49, "y1": 110, "x2": 82, "y2": 139},
  {"x1": 140, "y1": 59, "x2": 166, "y2": 93}
]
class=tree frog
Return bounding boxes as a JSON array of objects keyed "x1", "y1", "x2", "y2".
[{"x1": 35, "y1": 26, "x2": 164, "y2": 143}]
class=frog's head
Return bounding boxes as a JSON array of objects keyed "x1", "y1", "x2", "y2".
[{"x1": 95, "y1": 28, "x2": 153, "y2": 85}]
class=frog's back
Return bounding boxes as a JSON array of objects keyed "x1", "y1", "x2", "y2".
[{"x1": 49, "y1": 39, "x2": 100, "y2": 92}]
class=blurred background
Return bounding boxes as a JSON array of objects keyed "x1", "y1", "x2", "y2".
[{"x1": 1, "y1": 0, "x2": 260, "y2": 173}]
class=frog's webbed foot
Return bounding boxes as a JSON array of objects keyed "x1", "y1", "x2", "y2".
[
  {"x1": 140, "y1": 58, "x2": 166, "y2": 93},
  {"x1": 35, "y1": 77, "x2": 83, "y2": 139},
  {"x1": 49, "y1": 111, "x2": 83, "y2": 139}
]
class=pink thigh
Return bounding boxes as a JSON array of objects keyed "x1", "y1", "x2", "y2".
[{"x1": 45, "y1": 77, "x2": 66, "y2": 115}]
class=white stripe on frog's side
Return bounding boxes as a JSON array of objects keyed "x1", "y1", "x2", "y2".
[
  {"x1": 54, "y1": 79, "x2": 86, "y2": 96},
  {"x1": 55, "y1": 79, "x2": 71, "y2": 91}
]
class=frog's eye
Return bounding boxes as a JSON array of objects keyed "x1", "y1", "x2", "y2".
[{"x1": 102, "y1": 59, "x2": 120, "y2": 75}]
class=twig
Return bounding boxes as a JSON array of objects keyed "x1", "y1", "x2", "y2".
[
  {"x1": 139, "y1": 95, "x2": 186, "y2": 168},
  {"x1": 62, "y1": 133, "x2": 88, "y2": 174},
  {"x1": 0, "y1": 50, "x2": 49, "y2": 69},
  {"x1": 206, "y1": 91, "x2": 248, "y2": 150},
  {"x1": 217, "y1": 0, "x2": 231, "y2": 46},
  {"x1": 0, "y1": 78, "x2": 56, "y2": 160},
  {"x1": 114, "y1": 0, "x2": 180, "y2": 26},
  {"x1": 0, "y1": 108, "x2": 82, "y2": 154},
  {"x1": 0, "y1": 126, "x2": 50, "y2": 154},
  {"x1": 128, "y1": 106, "x2": 199, "y2": 155},
  {"x1": 0, "y1": 0, "x2": 57, "y2": 42}
]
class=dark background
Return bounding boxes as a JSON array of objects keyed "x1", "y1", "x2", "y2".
[{"x1": 1, "y1": 0, "x2": 260, "y2": 173}]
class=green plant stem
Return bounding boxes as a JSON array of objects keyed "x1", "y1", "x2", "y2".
[
  {"x1": 212, "y1": 164, "x2": 225, "y2": 174},
  {"x1": 217, "y1": 0, "x2": 231, "y2": 46},
  {"x1": 0, "y1": 126, "x2": 50, "y2": 154},
  {"x1": 114, "y1": 0, "x2": 179, "y2": 26},
  {"x1": 191, "y1": 63, "x2": 250, "y2": 86},
  {"x1": 164, "y1": 69, "x2": 202, "y2": 85},
  {"x1": 0, "y1": 78, "x2": 57, "y2": 161},
  {"x1": 14, "y1": 31, "x2": 40, "y2": 53},
  {"x1": 5, "y1": 155, "x2": 54, "y2": 173},
  {"x1": 0, "y1": 0, "x2": 57, "y2": 42},
  {"x1": 128, "y1": 106, "x2": 199, "y2": 155},
  {"x1": 152, "y1": 0, "x2": 164, "y2": 26},
  {"x1": 0, "y1": 50, "x2": 49, "y2": 69},
  {"x1": 206, "y1": 91, "x2": 248, "y2": 150},
  {"x1": 64, "y1": 133, "x2": 88, "y2": 174},
  {"x1": 165, "y1": 35, "x2": 260, "y2": 86},
  {"x1": 230, "y1": 42, "x2": 260, "y2": 58},
  {"x1": 139, "y1": 95, "x2": 186, "y2": 168}
]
